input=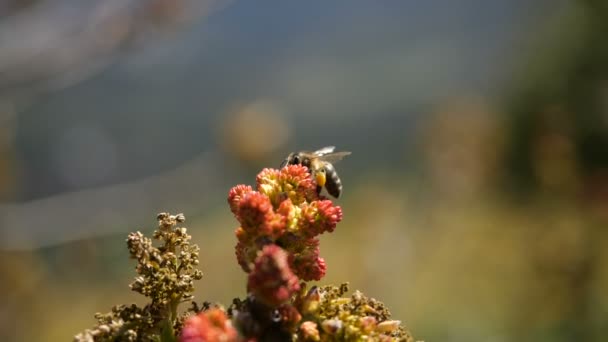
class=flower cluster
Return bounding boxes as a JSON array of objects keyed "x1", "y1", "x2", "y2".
[
  {"x1": 293, "y1": 283, "x2": 415, "y2": 342},
  {"x1": 223, "y1": 166, "x2": 415, "y2": 341},
  {"x1": 228, "y1": 282, "x2": 415, "y2": 342},
  {"x1": 127, "y1": 213, "x2": 203, "y2": 307},
  {"x1": 75, "y1": 213, "x2": 203, "y2": 342},
  {"x1": 230, "y1": 165, "x2": 342, "y2": 282},
  {"x1": 75, "y1": 163, "x2": 419, "y2": 342}
]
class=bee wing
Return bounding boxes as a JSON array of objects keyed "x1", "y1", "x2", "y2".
[
  {"x1": 318, "y1": 151, "x2": 351, "y2": 164},
  {"x1": 313, "y1": 146, "x2": 336, "y2": 156}
]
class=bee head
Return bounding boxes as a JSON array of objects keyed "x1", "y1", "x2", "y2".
[{"x1": 280, "y1": 152, "x2": 302, "y2": 168}]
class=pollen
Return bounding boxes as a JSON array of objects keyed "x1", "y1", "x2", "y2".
[{"x1": 315, "y1": 172, "x2": 326, "y2": 187}]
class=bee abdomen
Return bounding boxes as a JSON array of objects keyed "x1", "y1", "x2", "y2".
[{"x1": 323, "y1": 163, "x2": 342, "y2": 198}]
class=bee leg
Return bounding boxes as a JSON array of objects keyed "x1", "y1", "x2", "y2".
[{"x1": 316, "y1": 185, "x2": 323, "y2": 195}]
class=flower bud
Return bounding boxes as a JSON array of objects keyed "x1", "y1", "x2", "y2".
[
  {"x1": 299, "y1": 321, "x2": 320, "y2": 341},
  {"x1": 180, "y1": 308, "x2": 238, "y2": 342},
  {"x1": 247, "y1": 245, "x2": 300, "y2": 307}
]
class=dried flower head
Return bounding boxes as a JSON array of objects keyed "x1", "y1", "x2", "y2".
[
  {"x1": 127, "y1": 213, "x2": 203, "y2": 306},
  {"x1": 293, "y1": 283, "x2": 415, "y2": 342},
  {"x1": 75, "y1": 213, "x2": 204, "y2": 342}
]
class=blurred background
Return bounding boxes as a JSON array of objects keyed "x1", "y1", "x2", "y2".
[{"x1": 2, "y1": 0, "x2": 608, "y2": 341}]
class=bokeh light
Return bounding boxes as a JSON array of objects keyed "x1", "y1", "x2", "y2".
[{"x1": 2, "y1": 1, "x2": 608, "y2": 341}]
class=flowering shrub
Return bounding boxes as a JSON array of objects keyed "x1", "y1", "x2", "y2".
[{"x1": 75, "y1": 165, "x2": 418, "y2": 341}]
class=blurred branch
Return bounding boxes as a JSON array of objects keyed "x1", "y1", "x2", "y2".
[
  {"x1": 503, "y1": 1, "x2": 608, "y2": 195},
  {"x1": 501, "y1": 2, "x2": 608, "y2": 340},
  {"x1": 0, "y1": 0, "x2": 231, "y2": 103},
  {"x1": 0, "y1": 151, "x2": 238, "y2": 250}
]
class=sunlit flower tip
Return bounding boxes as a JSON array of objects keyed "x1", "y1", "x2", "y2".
[
  {"x1": 299, "y1": 321, "x2": 320, "y2": 341},
  {"x1": 375, "y1": 320, "x2": 402, "y2": 334},
  {"x1": 280, "y1": 164, "x2": 315, "y2": 188},
  {"x1": 175, "y1": 213, "x2": 186, "y2": 222},
  {"x1": 299, "y1": 286, "x2": 320, "y2": 315},
  {"x1": 180, "y1": 308, "x2": 238, "y2": 342},
  {"x1": 276, "y1": 199, "x2": 298, "y2": 231},
  {"x1": 255, "y1": 168, "x2": 281, "y2": 195},
  {"x1": 157, "y1": 212, "x2": 185, "y2": 230},
  {"x1": 320, "y1": 319, "x2": 343, "y2": 335},
  {"x1": 359, "y1": 316, "x2": 377, "y2": 334},
  {"x1": 285, "y1": 165, "x2": 320, "y2": 202},
  {"x1": 237, "y1": 192, "x2": 274, "y2": 232},
  {"x1": 306, "y1": 285, "x2": 321, "y2": 302},
  {"x1": 247, "y1": 245, "x2": 301, "y2": 307},
  {"x1": 228, "y1": 185, "x2": 254, "y2": 216},
  {"x1": 235, "y1": 227, "x2": 248, "y2": 242}
]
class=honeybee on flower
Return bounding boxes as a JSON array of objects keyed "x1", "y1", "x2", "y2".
[{"x1": 280, "y1": 146, "x2": 351, "y2": 198}]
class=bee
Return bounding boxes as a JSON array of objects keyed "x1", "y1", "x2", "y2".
[{"x1": 280, "y1": 146, "x2": 351, "y2": 198}]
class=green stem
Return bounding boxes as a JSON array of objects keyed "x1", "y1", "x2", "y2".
[{"x1": 170, "y1": 295, "x2": 180, "y2": 323}]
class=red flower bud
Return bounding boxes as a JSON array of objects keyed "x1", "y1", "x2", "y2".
[
  {"x1": 237, "y1": 192, "x2": 274, "y2": 233},
  {"x1": 287, "y1": 238, "x2": 325, "y2": 281},
  {"x1": 180, "y1": 308, "x2": 238, "y2": 342},
  {"x1": 299, "y1": 200, "x2": 342, "y2": 237},
  {"x1": 247, "y1": 245, "x2": 300, "y2": 307},
  {"x1": 228, "y1": 185, "x2": 254, "y2": 216},
  {"x1": 299, "y1": 321, "x2": 320, "y2": 341}
]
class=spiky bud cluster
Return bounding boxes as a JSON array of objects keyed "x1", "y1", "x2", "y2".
[
  {"x1": 229, "y1": 165, "x2": 342, "y2": 282},
  {"x1": 127, "y1": 213, "x2": 203, "y2": 305},
  {"x1": 75, "y1": 213, "x2": 203, "y2": 342}
]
